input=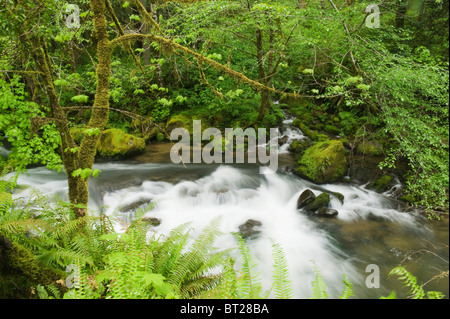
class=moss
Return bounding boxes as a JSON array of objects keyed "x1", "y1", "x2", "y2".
[
  {"x1": 292, "y1": 119, "x2": 313, "y2": 138},
  {"x1": 356, "y1": 140, "x2": 384, "y2": 157},
  {"x1": 166, "y1": 114, "x2": 193, "y2": 134},
  {"x1": 156, "y1": 132, "x2": 166, "y2": 142},
  {"x1": 97, "y1": 128, "x2": 145, "y2": 158},
  {"x1": 312, "y1": 133, "x2": 329, "y2": 142},
  {"x1": 323, "y1": 124, "x2": 341, "y2": 135},
  {"x1": 398, "y1": 193, "x2": 417, "y2": 204},
  {"x1": 289, "y1": 140, "x2": 311, "y2": 154},
  {"x1": 339, "y1": 138, "x2": 349, "y2": 148},
  {"x1": 330, "y1": 191, "x2": 345, "y2": 204},
  {"x1": 69, "y1": 127, "x2": 86, "y2": 144},
  {"x1": 368, "y1": 175, "x2": 393, "y2": 192},
  {"x1": 0, "y1": 233, "x2": 67, "y2": 296},
  {"x1": 304, "y1": 192, "x2": 330, "y2": 212},
  {"x1": 295, "y1": 139, "x2": 347, "y2": 184}
]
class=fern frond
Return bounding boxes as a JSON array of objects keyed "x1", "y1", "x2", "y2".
[
  {"x1": 151, "y1": 223, "x2": 191, "y2": 275},
  {"x1": 271, "y1": 242, "x2": 294, "y2": 299},
  {"x1": 235, "y1": 234, "x2": 262, "y2": 299},
  {"x1": 339, "y1": 274, "x2": 354, "y2": 299},
  {"x1": 310, "y1": 261, "x2": 328, "y2": 299},
  {"x1": 215, "y1": 257, "x2": 238, "y2": 299},
  {"x1": 389, "y1": 266, "x2": 427, "y2": 299},
  {"x1": 169, "y1": 218, "x2": 222, "y2": 290}
]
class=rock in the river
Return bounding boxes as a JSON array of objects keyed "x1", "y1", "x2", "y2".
[
  {"x1": 315, "y1": 207, "x2": 339, "y2": 217},
  {"x1": 239, "y1": 219, "x2": 262, "y2": 239},
  {"x1": 142, "y1": 216, "x2": 161, "y2": 226},
  {"x1": 278, "y1": 135, "x2": 289, "y2": 145},
  {"x1": 295, "y1": 139, "x2": 347, "y2": 184},
  {"x1": 119, "y1": 198, "x2": 152, "y2": 212},
  {"x1": 330, "y1": 192, "x2": 345, "y2": 204},
  {"x1": 304, "y1": 192, "x2": 331, "y2": 212},
  {"x1": 297, "y1": 189, "x2": 316, "y2": 209},
  {"x1": 367, "y1": 175, "x2": 393, "y2": 193}
]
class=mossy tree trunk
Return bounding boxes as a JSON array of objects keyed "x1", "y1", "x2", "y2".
[
  {"x1": 20, "y1": 0, "x2": 111, "y2": 218},
  {"x1": 70, "y1": 0, "x2": 111, "y2": 217},
  {"x1": 0, "y1": 232, "x2": 67, "y2": 297}
]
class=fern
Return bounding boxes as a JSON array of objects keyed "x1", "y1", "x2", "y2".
[
  {"x1": 235, "y1": 234, "x2": 263, "y2": 299},
  {"x1": 215, "y1": 257, "x2": 239, "y2": 299},
  {"x1": 271, "y1": 242, "x2": 294, "y2": 299},
  {"x1": 388, "y1": 266, "x2": 445, "y2": 299},
  {"x1": 310, "y1": 262, "x2": 329, "y2": 299},
  {"x1": 168, "y1": 218, "x2": 225, "y2": 297},
  {"x1": 339, "y1": 274, "x2": 354, "y2": 299}
]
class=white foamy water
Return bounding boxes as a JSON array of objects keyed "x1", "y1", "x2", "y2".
[{"x1": 10, "y1": 162, "x2": 439, "y2": 299}]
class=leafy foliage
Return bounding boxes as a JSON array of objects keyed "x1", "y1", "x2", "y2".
[
  {"x1": 0, "y1": 76, "x2": 62, "y2": 171},
  {"x1": 388, "y1": 266, "x2": 445, "y2": 299}
]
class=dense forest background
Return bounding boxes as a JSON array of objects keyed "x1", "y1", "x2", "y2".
[{"x1": 0, "y1": 0, "x2": 448, "y2": 299}]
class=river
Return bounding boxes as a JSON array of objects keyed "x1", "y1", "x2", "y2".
[{"x1": 6, "y1": 140, "x2": 448, "y2": 299}]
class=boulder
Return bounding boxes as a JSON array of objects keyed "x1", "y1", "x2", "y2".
[
  {"x1": 367, "y1": 175, "x2": 393, "y2": 193},
  {"x1": 278, "y1": 135, "x2": 289, "y2": 145},
  {"x1": 297, "y1": 189, "x2": 316, "y2": 209},
  {"x1": 330, "y1": 192, "x2": 345, "y2": 204},
  {"x1": 165, "y1": 114, "x2": 193, "y2": 134},
  {"x1": 141, "y1": 216, "x2": 161, "y2": 226},
  {"x1": 304, "y1": 192, "x2": 331, "y2": 212},
  {"x1": 356, "y1": 140, "x2": 384, "y2": 157},
  {"x1": 119, "y1": 198, "x2": 152, "y2": 212},
  {"x1": 156, "y1": 132, "x2": 166, "y2": 142},
  {"x1": 97, "y1": 128, "x2": 146, "y2": 159},
  {"x1": 323, "y1": 124, "x2": 341, "y2": 135},
  {"x1": 289, "y1": 140, "x2": 311, "y2": 154},
  {"x1": 238, "y1": 219, "x2": 262, "y2": 239},
  {"x1": 295, "y1": 140, "x2": 347, "y2": 184},
  {"x1": 315, "y1": 207, "x2": 339, "y2": 218}
]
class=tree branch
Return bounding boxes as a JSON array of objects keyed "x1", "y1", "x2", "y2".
[{"x1": 110, "y1": 33, "x2": 305, "y2": 98}]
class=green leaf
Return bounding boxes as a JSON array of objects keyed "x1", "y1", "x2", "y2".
[
  {"x1": 71, "y1": 95, "x2": 89, "y2": 103},
  {"x1": 130, "y1": 14, "x2": 141, "y2": 21}
]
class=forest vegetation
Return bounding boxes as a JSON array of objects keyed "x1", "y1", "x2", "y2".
[{"x1": 0, "y1": 0, "x2": 448, "y2": 299}]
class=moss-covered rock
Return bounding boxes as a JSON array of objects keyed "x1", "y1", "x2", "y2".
[
  {"x1": 289, "y1": 140, "x2": 311, "y2": 154},
  {"x1": 356, "y1": 140, "x2": 384, "y2": 157},
  {"x1": 368, "y1": 175, "x2": 393, "y2": 193},
  {"x1": 97, "y1": 128, "x2": 145, "y2": 159},
  {"x1": 323, "y1": 124, "x2": 341, "y2": 135},
  {"x1": 398, "y1": 193, "x2": 416, "y2": 204},
  {"x1": 156, "y1": 132, "x2": 166, "y2": 142},
  {"x1": 330, "y1": 191, "x2": 345, "y2": 204},
  {"x1": 295, "y1": 140, "x2": 347, "y2": 184},
  {"x1": 292, "y1": 119, "x2": 312, "y2": 138},
  {"x1": 297, "y1": 189, "x2": 316, "y2": 209},
  {"x1": 165, "y1": 114, "x2": 193, "y2": 134},
  {"x1": 304, "y1": 192, "x2": 330, "y2": 212}
]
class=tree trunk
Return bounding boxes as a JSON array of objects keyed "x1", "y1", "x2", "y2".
[
  {"x1": 395, "y1": 0, "x2": 407, "y2": 29},
  {"x1": 21, "y1": 0, "x2": 112, "y2": 218},
  {"x1": 0, "y1": 232, "x2": 67, "y2": 297},
  {"x1": 258, "y1": 89, "x2": 271, "y2": 123},
  {"x1": 255, "y1": 28, "x2": 270, "y2": 123},
  {"x1": 71, "y1": 0, "x2": 112, "y2": 217}
]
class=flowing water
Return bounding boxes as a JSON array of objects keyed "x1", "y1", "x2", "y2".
[{"x1": 3, "y1": 123, "x2": 449, "y2": 299}]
